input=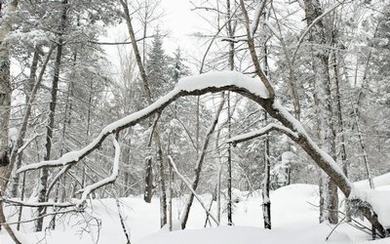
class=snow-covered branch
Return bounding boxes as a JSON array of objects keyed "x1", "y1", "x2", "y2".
[
  {"x1": 16, "y1": 71, "x2": 268, "y2": 173},
  {"x1": 16, "y1": 88, "x2": 181, "y2": 173},
  {"x1": 250, "y1": 0, "x2": 268, "y2": 36},
  {"x1": 10, "y1": 69, "x2": 386, "y2": 233},
  {"x1": 228, "y1": 123, "x2": 298, "y2": 145},
  {"x1": 76, "y1": 136, "x2": 121, "y2": 205}
]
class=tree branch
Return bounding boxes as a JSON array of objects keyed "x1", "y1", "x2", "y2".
[
  {"x1": 168, "y1": 155, "x2": 219, "y2": 226},
  {"x1": 3, "y1": 198, "x2": 75, "y2": 208},
  {"x1": 228, "y1": 123, "x2": 298, "y2": 145},
  {"x1": 76, "y1": 135, "x2": 121, "y2": 205}
]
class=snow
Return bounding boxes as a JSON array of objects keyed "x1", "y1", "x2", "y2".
[
  {"x1": 282, "y1": 151, "x2": 296, "y2": 162},
  {"x1": 2, "y1": 184, "x2": 389, "y2": 244},
  {"x1": 8, "y1": 127, "x2": 18, "y2": 143},
  {"x1": 350, "y1": 173, "x2": 390, "y2": 228},
  {"x1": 355, "y1": 172, "x2": 390, "y2": 190},
  {"x1": 139, "y1": 224, "x2": 353, "y2": 244},
  {"x1": 177, "y1": 71, "x2": 269, "y2": 98}
]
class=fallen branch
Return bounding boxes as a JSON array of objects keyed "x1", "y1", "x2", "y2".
[{"x1": 168, "y1": 155, "x2": 219, "y2": 226}]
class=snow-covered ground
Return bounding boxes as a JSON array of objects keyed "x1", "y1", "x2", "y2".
[{"x1": 1, "y1": 183, "x2": 389, "y2": 244}]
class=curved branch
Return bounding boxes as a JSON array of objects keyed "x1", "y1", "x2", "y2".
[
  {"x1": 76, "y1": 135, "x2": 121, "y2": 205},
  {"x1": 17, "y1": 71, "x2": 268, "y2": 173},
  {"x1": 16, "y1": 88, "x2": 182, "y2": 173},
  {"x1": 228, "y1": 123, "x2": 298, "y2": 145},
  {"x1": 12, "y1": 69, "x2": 386, "y2": 233}
]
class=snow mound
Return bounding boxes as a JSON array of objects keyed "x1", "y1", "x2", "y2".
[
  {"x1": 137, "y1": 224, "x2": 358, "y2": 244},
  {"x1": 350, "y1": 187, "x2": 390, "y2": 228},
  {"x1": 355, "y1": 172, "x2": 390, "y2": 190},
  {"x1": 352, "y1": 172, "x2": 390, "y2": 228}
]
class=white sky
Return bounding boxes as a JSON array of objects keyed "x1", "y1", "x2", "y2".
[
  {"x1": 102, "y1": 0, "x2": 210, "y2": 75},
  {"x1": 160, "y1": 0, "x2": 204, "y2": 54}
]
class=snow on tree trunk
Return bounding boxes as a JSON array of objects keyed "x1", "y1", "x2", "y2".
[
  {"x1": 303, "y1": 0, "x2": 338, "y2": 224},
  {"x1": 0, "y1": 0, "x2": 23, "y2": 243}
]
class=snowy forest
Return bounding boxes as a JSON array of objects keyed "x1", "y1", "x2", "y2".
[{"x1": 0, "y1": 0, "x2": 390, "y2": 243}]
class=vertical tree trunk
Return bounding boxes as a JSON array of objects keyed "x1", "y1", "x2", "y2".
[
  {"x1": 0, "y1": 0, "x2": 23, "y2": 243},
  {"x1": 143, "y1": 157, "x2": 153, "y2": 203},
  {"x1": 331, "y1": 49, "x2": 352, "y2": 221},
  {"x1": 227, "y1": 93, "x2": 233, "y2": 226},
  {"x1": 36, "y1": 0, "x2": 68, "y2": 231},
  {"x1": 157, "y1": 144, "x2": 167, "y2": 227},
  {"x1": 167, "y1": 133, "x2": 173, "y2": 231},
  {"x1": 10, "y1": 47, "x2": 40, "y2": 197},
  {"x1": 120, "y1": 0, "x2": 167, "y2": 226},
  {"x1": 262, "y1": 39, "x2": 271, "y2": 229},
  {"x1": 226, "y1": 0, "x2": 234, "y2": 226},
  {"x1": 215, "y1": 130, "x2": 222, "y2": 224},
  {"x1": 303, "y1": 0, "x2": 338, "y2": 224},
  {"x1": 262, "y1": 112, "x2": 271, "y2": 229}
]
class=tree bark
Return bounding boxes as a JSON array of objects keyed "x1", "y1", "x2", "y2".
[
  {"x1": 226, "y1": 0, "x2": 234, "y2": 226},
  {"x1": 303, "y1": 0, "x2": 338, "y2": 224},
  {"x1": 36, "y1": 0, "x2": 68, "y2": 231},
  {"x1": 0, "y1": 0, "x2": 22, "y2": 243},
  {"x1": 262, "y1": 39, "x2": 271, "y2": 229}
]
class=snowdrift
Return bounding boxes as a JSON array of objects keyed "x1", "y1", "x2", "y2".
[{"x1": 0, "y1": 183, "x2": 389, "y2": 244}]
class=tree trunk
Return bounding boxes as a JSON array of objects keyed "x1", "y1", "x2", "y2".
[
  {"x1": 262, "y1": 40, "x2": 271, "y2": 229},
  {"x1": 36, "y1": 0, "x2": 68, "y2": 231},
  {"x1": 303, "y1": 0, "x2": 338, "y2": 224},
  {"x1": 181, "y1": 98, "x2": 225, "y2": 229},
  {"x1": 120, "y1": 0, "x2": 167, "y2": 226},
  {"x1": 226, "y1": 0, "x2": 235, "y2": 226},
  {"x1": 0, "y1": 0, "x2": 22, "y2": 243}
]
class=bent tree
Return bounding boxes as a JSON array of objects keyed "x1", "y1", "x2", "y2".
[{"x1": 16, "y1": 70, "x2": 388, "y2": 237}]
